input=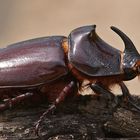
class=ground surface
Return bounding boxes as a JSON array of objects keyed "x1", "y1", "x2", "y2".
[{"x1": 0, "y1": 94, "x2": 140, "y2": 140}]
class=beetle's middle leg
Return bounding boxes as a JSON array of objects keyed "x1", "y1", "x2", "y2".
[
  {"x1": 35, "y1": 81, "x2": 76, "y2": 136},
  {"x1": 0, "y1": 92, "x2": 33, "y2": 111},
  {"x1": 119, "y1": 82, "x2": 140, "y2": 111}
]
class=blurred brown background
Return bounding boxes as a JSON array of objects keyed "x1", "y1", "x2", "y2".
[{"x1": 0, "y1": 0, "x2": 139, "y2": 95}]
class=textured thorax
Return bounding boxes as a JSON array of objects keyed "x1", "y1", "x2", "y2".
[{"x1": 68, "y1": 25, "x2": 123, "y2": 77}]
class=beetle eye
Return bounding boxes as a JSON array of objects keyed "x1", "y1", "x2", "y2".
[{"x1": 134, "y1": 61, "x2": 140, "y2": 74}]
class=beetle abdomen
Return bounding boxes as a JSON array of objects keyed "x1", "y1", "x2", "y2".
[{"x1": 0, "y1": 36, "x2": 68, "y2": 88}]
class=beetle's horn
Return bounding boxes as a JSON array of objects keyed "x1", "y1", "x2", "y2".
[{"x1": 111, "y1": 26, "x2": 139, "y2": 55}]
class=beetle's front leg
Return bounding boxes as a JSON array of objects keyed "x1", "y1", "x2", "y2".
[
  {"x1": 35, "y1": 81, "x2": 76, "y2": 136},
  {"x1": 90, "y1": 83, "x2": 118, "y2": 106},
  {"x1": 119, "y1": 82, "x2": 140, "y2": 111},
  {"x1": 0, "y1": 92, "x2": 33, "y2": 111},
  {"x1": 90, "y1": 83, "x2": 115, "y2": 100}
]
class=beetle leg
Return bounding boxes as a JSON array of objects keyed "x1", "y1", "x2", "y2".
[
  {"x1": 35, "y1": 81, "x2": 75, "y2": 136},
  {"x1": 90, "y1": 83, "x2": 118, "y2": 106},
  {"x1": 90, "y1": 83, "x2": 115, "y2": 100},
  {"x1": 119, "y1": 82, "x2": 140, "y2": 111},
  {"x1": 0, "y1": 92, "x2": 33, "y2": 111}
]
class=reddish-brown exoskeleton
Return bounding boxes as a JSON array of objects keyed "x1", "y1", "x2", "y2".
[{"x1": 0, "y1": 25, "x2": 140, "y2": 136}]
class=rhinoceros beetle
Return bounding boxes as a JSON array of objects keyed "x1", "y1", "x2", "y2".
[{"x1": 0, "y1": 25, "x2": 140, "y2": 136}]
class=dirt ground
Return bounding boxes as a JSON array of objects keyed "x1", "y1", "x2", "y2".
[{"x1": 0, "y1": 0, "x2": 140, "y2": 95}]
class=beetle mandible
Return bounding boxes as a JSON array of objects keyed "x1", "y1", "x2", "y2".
[{"x1": 0, "y1": 25, "x2": 140, "y2": 135}]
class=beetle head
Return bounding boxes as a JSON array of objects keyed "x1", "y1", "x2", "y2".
[{"x1": 111, "y1": 26, "x2": 140, "y2": 79}]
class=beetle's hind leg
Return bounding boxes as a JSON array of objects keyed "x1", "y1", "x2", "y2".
[
  {"x1": 90, "y1": 83, "x2": 118, "y2": 107},
  {"x1": 0, "y1": 92, "x2": 33, "y2": 111},
  {"x1": 119, "y1": 82, "x2": 140, "y2": 111},
  {"x1": 35, "y1": 81, "x2": 76, "y2": 136}
]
